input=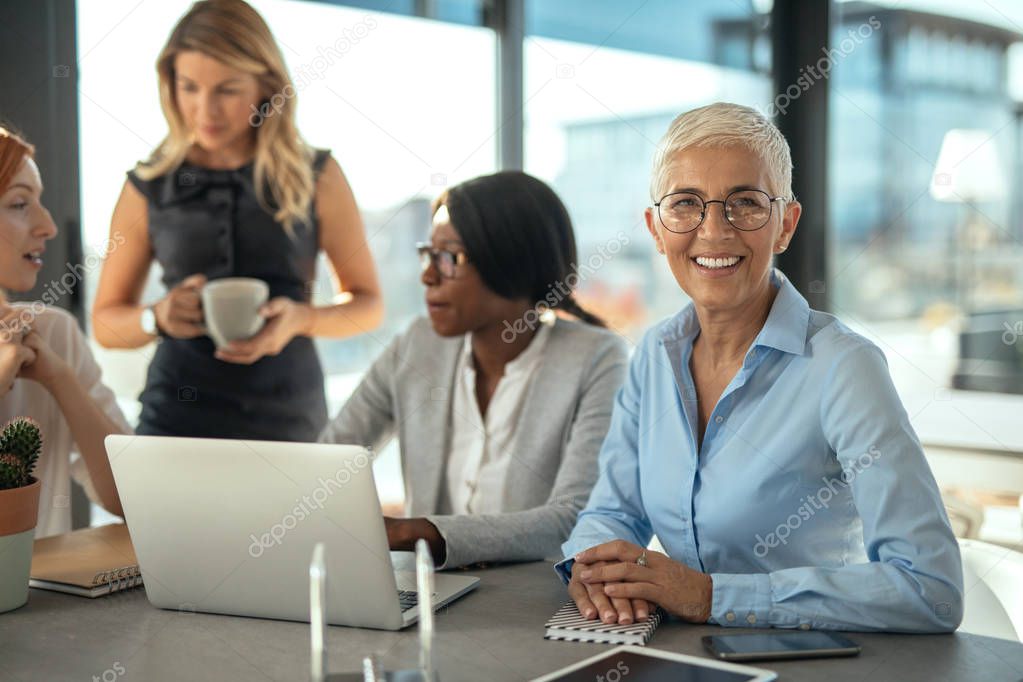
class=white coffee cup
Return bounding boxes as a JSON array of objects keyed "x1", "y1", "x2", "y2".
[{"x1": 201, "y1": 277, "x2": 270, "y2": 349}]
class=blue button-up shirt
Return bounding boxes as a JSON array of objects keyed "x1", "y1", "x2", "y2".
[{"x1": 558, "y1": 270, "x2": 963, "y2": 632}]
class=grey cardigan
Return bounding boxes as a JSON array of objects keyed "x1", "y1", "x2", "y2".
[{"x1": 318, "y1": 316, "x2": 628, "y2": 568}]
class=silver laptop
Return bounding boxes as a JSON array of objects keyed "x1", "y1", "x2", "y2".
[{"x1": 105, "y1": 434, "x2": 479, "y2": 630}]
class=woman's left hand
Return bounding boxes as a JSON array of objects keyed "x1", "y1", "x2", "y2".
[
  {"x1": 575, "y1": 540, "x2": 714, "y2": 623},
  {"x1": 215, "y1": 297, "x2": 314, "y2": 365}
]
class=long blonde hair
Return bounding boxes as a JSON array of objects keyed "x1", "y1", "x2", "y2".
[{"x1": 136, "y1": 0, "x2": 314, "y2": 231}]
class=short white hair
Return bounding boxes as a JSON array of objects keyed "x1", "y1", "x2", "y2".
[{"x1": 649, "y1": 102, "x2": 793, "y2": 203}]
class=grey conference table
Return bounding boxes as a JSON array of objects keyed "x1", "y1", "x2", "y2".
[{"x1": 3, "y1": 558, "x2": 1023, "y2": 682}]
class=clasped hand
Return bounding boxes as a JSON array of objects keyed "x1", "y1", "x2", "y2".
[
  {"x1": 567, "y1": 540, "x2": 713, "y2": 625},
  {"x1": 0, "y1": 305, "x2": 69, "y2": 396}
]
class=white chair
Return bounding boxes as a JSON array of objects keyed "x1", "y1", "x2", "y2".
[
  {"x1": 944, "y1": 494, "x2": 985, "y2": 538},
  {"x1": 958, "y1": 539, "x2": 1023, "y2": 642}
]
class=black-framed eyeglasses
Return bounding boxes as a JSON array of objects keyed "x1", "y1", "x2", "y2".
[
  {"x1": 653, "y1": 189, "x2": 787, "y2": 233},
  {"x1": 417, "y1": 242, "x2": 470, "y2": 279}
]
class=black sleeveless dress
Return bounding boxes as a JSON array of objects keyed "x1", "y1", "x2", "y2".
[{"x1": 127, "y1": 150, "x2": 330, "y2": 442}]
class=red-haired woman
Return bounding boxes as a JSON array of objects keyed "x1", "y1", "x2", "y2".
[{"x1": 0, "y1": 125, "x2": 129, "y2": 536}]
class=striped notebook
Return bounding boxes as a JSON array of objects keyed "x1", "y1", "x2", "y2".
[{"x1": 544, "y1": 601, "x2": 664, "y2": 646}]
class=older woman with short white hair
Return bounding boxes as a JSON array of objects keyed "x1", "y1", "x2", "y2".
[{"x1": 558, "y1": 102, "x2": 963, "y2": 633}]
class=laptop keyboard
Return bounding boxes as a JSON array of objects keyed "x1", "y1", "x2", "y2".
[{"x1": 398, "y1": 590, "x2": 419, "y2": 612}]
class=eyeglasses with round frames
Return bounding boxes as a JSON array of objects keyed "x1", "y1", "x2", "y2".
[
  {"x1": 654, "y1": 189, "x2": 787, "y2": 233},
  {"x1": 417, "y1": 242, "x2": 470, "y2": 279}
]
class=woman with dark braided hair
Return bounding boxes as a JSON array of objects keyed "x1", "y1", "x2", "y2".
[{"x1": 319, "y1": 170, "x2": 628, "y2": 568}]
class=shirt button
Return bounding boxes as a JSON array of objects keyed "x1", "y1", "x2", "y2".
[
  {"x1": 799, "y1": 623, "x2": 811, "y2": 630},
  {"x1": 714, "y1": 415, "x2": 724, "y2": 424},
  {"x1": 725, "y1": 612, "x2": 736, "y2": 622},
  {"x1": 746, "y1": 614, "x2": 757, "y2": 624}
]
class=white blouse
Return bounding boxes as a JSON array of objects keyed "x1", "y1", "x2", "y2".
[
  {"x1": 441, "y1": 322, "x2": 551, "y2": 515},
  {"x1": 0, "y1": 305, "x2": 132, "y2": 537}
]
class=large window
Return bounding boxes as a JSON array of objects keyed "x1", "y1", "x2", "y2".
[
  {"x1": 71, "y1": 1, "x2": 1023, "y2": 540},
  {"x1": 828, "y1": 0, "x2": 1023, "y2": 545},
  {"x1": 827, "y1": 1, "x2": 1023, "y2": 436},
  {"x1": 78, "y1": 0, "x2": 777, "y2": 511},
  {"x1": 523, "y1": 0, "x2": 772, "y2": 339}
]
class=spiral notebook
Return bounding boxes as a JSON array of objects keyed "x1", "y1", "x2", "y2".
[
  {"x1": 30, "y1": 523, "x2": 143, "y2": 598},
  {"x1": 544, "y1": 601, "x2": 665, "y2": 646}
]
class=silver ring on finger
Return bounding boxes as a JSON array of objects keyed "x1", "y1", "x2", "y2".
[{"x1": 636, "y1": 550, "x2": 648, "y2": 567}]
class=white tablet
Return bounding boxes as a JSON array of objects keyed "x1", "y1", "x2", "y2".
[{"x1": 531, "y1": 645, "x2": 777, "y2": 682}]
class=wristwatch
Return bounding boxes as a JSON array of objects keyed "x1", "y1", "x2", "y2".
[{"x1": 140, "y1": 305, "x2": 159, "y2": 337}]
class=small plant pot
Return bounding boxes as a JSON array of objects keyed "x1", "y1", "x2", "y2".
[{"x1": 0, "y1": 477, "x2": 41, "y2": 613}]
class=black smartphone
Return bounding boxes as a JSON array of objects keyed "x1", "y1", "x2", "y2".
[{"x1": 702, "y1": 631, "x2": 861, "y2": 662}]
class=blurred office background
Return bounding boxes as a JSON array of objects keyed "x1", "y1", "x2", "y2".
[{"x1": 2, "y1": 0, "x2": 1022, "y2": 551}]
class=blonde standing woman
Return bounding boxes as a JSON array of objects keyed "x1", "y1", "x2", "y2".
[
  {"x1": 0, "y1": 126, "x2": 129, "y2": 536},
  {"x1": 93, "y1": 0, "x2": 382, "y2": 441}
]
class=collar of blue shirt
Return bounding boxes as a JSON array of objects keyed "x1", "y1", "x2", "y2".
[{"x1": 656, "y1": 268, "x2": 811, "y2": 358}]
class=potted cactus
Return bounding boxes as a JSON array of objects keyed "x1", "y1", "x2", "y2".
[{"x1": 0, "y1": 418, "x2": 43, "y2": 613}]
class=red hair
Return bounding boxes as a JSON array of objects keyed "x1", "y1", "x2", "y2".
[{"x1": 0, "y1": 126, "x2": 35, "y2": 194}]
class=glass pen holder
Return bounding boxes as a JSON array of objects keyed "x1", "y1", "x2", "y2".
[{"x1": 310, "y1": 540, "x2": 438, "y2": 682}]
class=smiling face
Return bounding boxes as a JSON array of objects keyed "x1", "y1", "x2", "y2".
[
  {"x1": 0, "y1": 157, "x2": 57, "y2": 292},
  {"x1": 645, "y1": 145, "x2": 800, "y2": 316},
  {"x1": 421, "y1": 205, "x2": 525, "y2": 337},
  {"x1": 173, "y1": 50, "x2": 262, "y2": 161}
]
